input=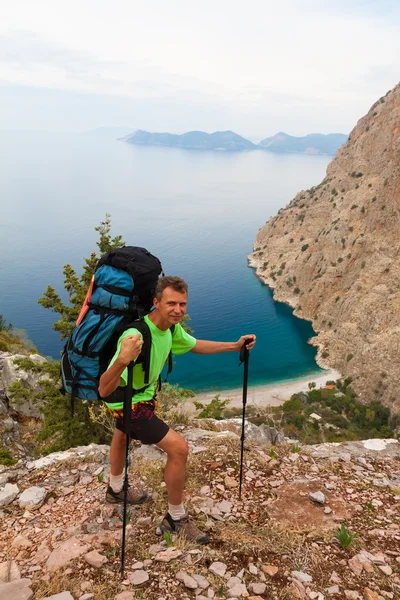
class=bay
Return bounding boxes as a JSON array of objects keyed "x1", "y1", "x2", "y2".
[{"x1": 0, "y1": 131, "x2": 330, "y2": 392}]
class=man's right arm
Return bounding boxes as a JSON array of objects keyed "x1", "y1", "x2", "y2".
[{"x1": 98, "y1": 334, "x2": 143, "y2": 398}]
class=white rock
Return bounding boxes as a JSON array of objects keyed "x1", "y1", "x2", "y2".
[
  {"x1": 176, "y1": 571, "x2": 198, "y2": 589},
  {"x1": 209, "y1": 561, "x2": 227, "y2": 577},
  {"x1": 136, "y1": 517, "x2": 152, "y2": 526},
  {"x1": 0, "y1": 559, "x2": 21, "y2": 582},
  {"x1": 216, "y1": 500, "x2": 233, "y2": 514},
  {"x1": 227, "y1": 582, "x2": 247, "y2": 597},
  {"x1": 83, "y1": 550, "x2": 108, "y2": 568},
  {"x1": 19, "y1": 486, "x2": 46, "y2": 509},
  {"x1": 192, "y1": 574, "x2": 210, "y2": 589},
  {"x1": 292, "y1": 570, "x2": 313, "y2": 583},
  {"x1": 248, "y1": 563, "x2": 258, "y2": 575},
  {"x1": 0, "y1": 483, "x2": 19, "y2": 506},
  {"x1": 127, "y1": 570, "x2": 149, "y2": 585},
  {"x1": 43, "y1": 593, "x2": 74, "y2": 600},
  {"x1": 309, "y1": 491, "x2": 325, "y2": 505},
  {"x1": 226, "y1": 577, "x2": 241, "y2": 588},
  {"x1": 154, "y1": 548, "x2": 182, "y2": 563},
  {"x1": 250, "y1": 582, "x2": 266, "y2": 594}
]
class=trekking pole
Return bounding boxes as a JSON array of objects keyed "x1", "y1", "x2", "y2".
[
  {"x1": 120, "y1": 361, "x2": 134, "y2": 576},
  {"x1": 238, "y1": 340, "x2": 251, "y2": 500}
]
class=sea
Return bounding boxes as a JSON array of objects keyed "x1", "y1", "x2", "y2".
[{"x1": 0, "y1": 131, "x2": 330, "y2": 393}]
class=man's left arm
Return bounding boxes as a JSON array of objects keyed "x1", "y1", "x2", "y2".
[{"x1": 191, "y1": 335, "x2": 256, "y2": 355}]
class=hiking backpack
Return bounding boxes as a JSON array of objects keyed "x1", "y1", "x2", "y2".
[{"x1": 61, "y1": 246, "x2": 170, "y2": 407}]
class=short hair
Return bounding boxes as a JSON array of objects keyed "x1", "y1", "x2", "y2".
[{"x1": 154, "y1": 276, "x2": 188, "y2": 300}]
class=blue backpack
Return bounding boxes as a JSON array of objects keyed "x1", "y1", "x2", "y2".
[{"x1": 61, "y1": 246, "x2": 167, "y2": 409}]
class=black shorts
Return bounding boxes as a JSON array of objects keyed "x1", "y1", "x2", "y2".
[{"x1": 113, "y1": 399, "x2": 169, "y2": 445}]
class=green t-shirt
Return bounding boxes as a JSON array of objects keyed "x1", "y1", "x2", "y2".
[{"x1": 105, "y1": 314, "x2": 196, "y2": 409}]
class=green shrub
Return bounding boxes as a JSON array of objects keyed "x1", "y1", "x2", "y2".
[
  {"x1": 301, "y1": 244, "x2": 309, "y2": 252},
  {"x1": 0, "y1": 445, "x2": 17, "y2": 466},
  {"x1": 194, "y1": 394, "x2": 230, "y2": 420},
  {"x1": 336, "y1": 524, "x2": 357, "y2": 549}
]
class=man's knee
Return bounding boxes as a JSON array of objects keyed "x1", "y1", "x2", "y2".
[
  {"x1": 157, "y1": 430, "x2": 189, "y2": 461},
  {"x1": 112, "y1": 428, "x2": 126, "y2": 447}
]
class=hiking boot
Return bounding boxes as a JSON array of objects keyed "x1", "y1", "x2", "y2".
[
  {"x1": 105, "y1": 485, "x2": 148, "y2": 505},
  {"x1": 159, "y1": 512, "x2": 210, "y2": 545}
]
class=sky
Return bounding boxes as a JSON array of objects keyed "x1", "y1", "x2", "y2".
[{"x1": 1, "y1": 0, "x2": 400, "y2": 138}]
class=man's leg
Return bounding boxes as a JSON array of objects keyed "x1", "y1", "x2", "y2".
[
  {"x1": 105, "y1": 427, "x2": 148, "y2": 505},
  {"x1": 156, "y1": 429, "x2": 210, "y2": 544}
]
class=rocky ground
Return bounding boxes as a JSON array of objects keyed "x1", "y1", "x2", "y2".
[{"x1": 0, "y1": 425, "x2": 399, "y2": 600}]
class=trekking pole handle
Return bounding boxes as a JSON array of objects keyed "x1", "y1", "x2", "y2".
[{"x1": 239, "y1": 337, "x2": 252, "y2": 364}]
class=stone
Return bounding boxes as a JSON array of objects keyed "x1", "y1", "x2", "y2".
[
  {"x1": 348, "y1": 555, "x2": 364, "y2": 577},
  {"x1": 327, "y1": 586, "x2": 340, "y2": 595},
  {"x1": 46, "y1": 537, "x2": 91, "y2": 572},
  {"x1": 0, "y1": 559, "x2": 21, "y2": 582},
  {"x1": 83, "y1": 550, "x2": 108, "y2": 568},
  {"x1": 209, "y1": 562, "x2": 227, "y2": 577},
  {"x1": 292, "y1": 570, "x2": 313, "y2": 583},
  {"x1": 344, "y1": 592, "x2": 361, "y2": 599},
  {"x1": 127, "y1": 570, "x2": 149, "y2": 585},
  {"x1": 378, "y1": 564, "x2": 392, "y2": 575},
  {"x1": 262, "y1": 565, "x2": 278, "y2": 576},
  {"x1": 0, "y1": 483, "x2": 19, "y2": 506},
  {"x1": 226, "y1": 577, "x2": 241, "y2": 588},
  {"x1": 192, "y1": 574, "x2": 210, "y2": 589},
  {"x1": 248, "y1": 563, "x2": 258, "y2": 575},
  {"x1": 324, "y1": 507, "x2": 332, "y2": 514},
  {"x1": 42, "y1": 594, "x2": 74, "y2": 600},
  {"x1": 249, "y1": 582, "x2": 266, "y2": 594},
  {"x1": 0, "y1": 578, "x2": 33, "y2": 600},
  {"x1": 216, "y1": 500, "x2": 233, "y2": 514},
  {"x1": 79, "y1": 595, "x2": 94, "y2": 600},
  {"x1": 227, "y1": 582, "x2": 248, "y2": 597},
  {"x1": 12, "y1": 535, "x2": 32, "y2": 549},
  {"x1": 115, "y1": 593, "x2": 135, "y2": 600},
  {"x1": 309, "y1": 491, "x2": 325, "y2": 504},
  {"x1": 363, "y1": 590, "x2": 380, "y2": 600},
  {"x1": 224, "y1": 476, "x2": 238, "y2": 488},
  {"x1": 131, "y1": 562, "x2": 144, "y2": 570},
  {"x1": 19, "y1": 486, "x2": 46, "y2": 509},
  {"x1": 136, "y1": 517, "x2": 152, "y2": 526},
  {"x1": 176, "y1": 571, "x2": 198, "y2": 589},
  {"x1": 154, "y1": 548, "x2": 182, "y2": 562}
]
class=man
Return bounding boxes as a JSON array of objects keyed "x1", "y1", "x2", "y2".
[{"x1": 98, "y1": 276, "x2": 256, "y2": 544}]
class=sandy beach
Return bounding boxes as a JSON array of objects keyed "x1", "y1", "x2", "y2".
[{"x1": 193, "y1": 369, "x2": 342, "y2": 409}]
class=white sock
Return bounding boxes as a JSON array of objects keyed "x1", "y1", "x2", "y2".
[
  {"x1": 168, "y1": 503, "x2": 186, "y2": 521},
  {"x1": 110, "y1": 473, "x2": 124, "y2": 493}
]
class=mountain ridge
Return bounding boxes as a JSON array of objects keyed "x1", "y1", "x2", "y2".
[
  {"x1": 121, "y1": 129, "x2": 347, "y2": 155},
  {"x1": 249, "y1": 82, "x2": 400, "y2": 413}
]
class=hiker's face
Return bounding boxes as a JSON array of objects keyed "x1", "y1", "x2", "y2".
[{"x1": 154, "y1": 287, "x2": 188, "y2": 325}]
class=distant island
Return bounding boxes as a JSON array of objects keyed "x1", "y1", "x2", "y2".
[
  {"x1": 258, "y1": 131, "x2": 348, "y2": 155},
  {"x1": 120, "y1": 129, "x2": 347, "y2": 155},
  {"x1": 120, "y1": 129, "x2": 256, "y2": 152}
]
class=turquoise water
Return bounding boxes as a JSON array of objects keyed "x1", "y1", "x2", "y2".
[{"x1": 0, "y1": 131, "x2": 330, "y2": 392}]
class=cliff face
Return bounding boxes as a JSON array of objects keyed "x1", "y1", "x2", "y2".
[{"x1": 249, "y1": 83, "x2": 400, "y2": 412}]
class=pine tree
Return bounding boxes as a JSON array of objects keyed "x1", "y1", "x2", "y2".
[{"x1": 38, "y1": 214, "x2": 124, "y2": 339}]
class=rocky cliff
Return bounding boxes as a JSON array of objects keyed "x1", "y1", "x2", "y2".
[{"x1": 249, "y1": 83, "x2": 400, "y2": 413}]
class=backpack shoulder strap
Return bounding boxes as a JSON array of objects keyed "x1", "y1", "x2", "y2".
[
  {"x1": 166, "y1": 324, "x2": 175, "y2": 381},
  {"x1": 126, "y1": 319, "x2": 152, "y2": 384}
]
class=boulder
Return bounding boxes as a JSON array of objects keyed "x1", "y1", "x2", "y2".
[{"x1": 2, "y1": 354, "x2": 49, "y2": 418}]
